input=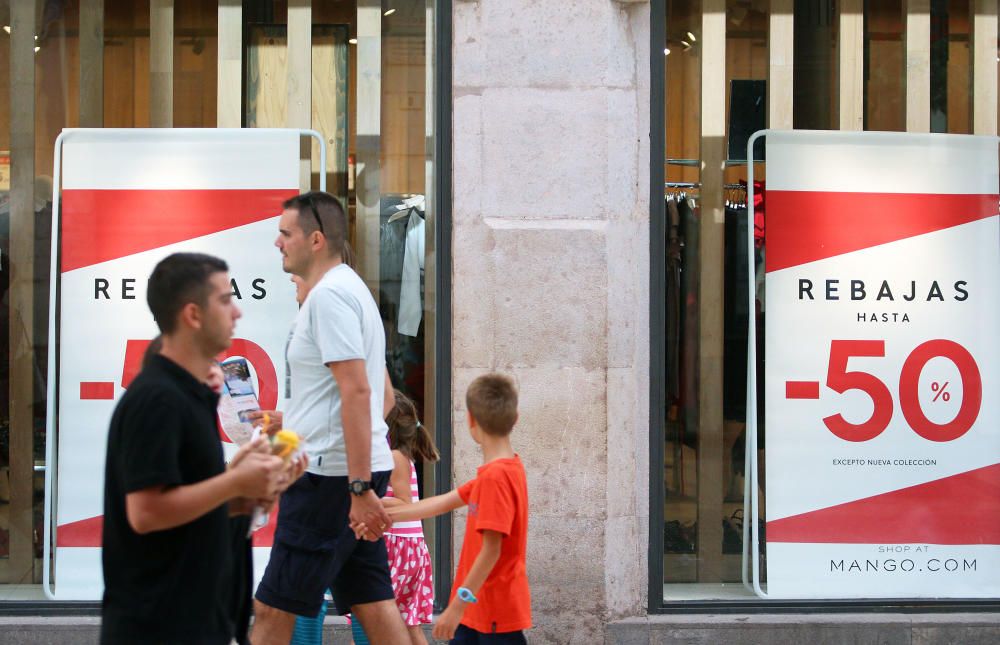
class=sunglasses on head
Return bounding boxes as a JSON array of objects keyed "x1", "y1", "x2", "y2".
[{"x1": 305, "y1": 194, "x2": 324, "y2": 236}]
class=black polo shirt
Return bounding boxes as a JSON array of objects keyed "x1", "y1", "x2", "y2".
[{"x1": 101, "y1": 354, "x2": 235, "y2": 645}]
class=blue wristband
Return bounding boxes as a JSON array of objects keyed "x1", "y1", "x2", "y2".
[{"x1": 457, "y1": 586, "x2": 478, "y2": 604}]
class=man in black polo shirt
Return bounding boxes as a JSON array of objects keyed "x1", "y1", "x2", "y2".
[{"x1": 101, "y1": 252, "x2": 285, "y2": 644}]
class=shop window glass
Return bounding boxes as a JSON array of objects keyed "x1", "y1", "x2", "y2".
[
  {"x1": 0, "y1": 0, "x2": 78, "y2": 594},
  {"x1": 659, "y1": 0, "x2": 997, "y2": 603},
  {"x1": 0, "y1": 0, "x2": 440, "y2": 602}
]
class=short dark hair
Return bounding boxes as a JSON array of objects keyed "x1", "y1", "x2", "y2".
[
  {"x1": 284, "y1": 191, "x2": 348, "y2": 259},
  {"x1": 147, "y1": 252, "x2": 228, "y2": 334},
  {"x1": 466, "y1": 373, "x2": 519, "y2": 437}
]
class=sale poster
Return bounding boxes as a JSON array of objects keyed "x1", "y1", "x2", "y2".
[
  {"x1": 50, "y1": 129, "x2": 301, "y2": 599},
  {"x1": 763, "y1": 131, "x2": 1000, "y2": 598}
]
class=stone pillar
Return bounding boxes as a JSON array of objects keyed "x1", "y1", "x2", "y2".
[{"x1": 451, "y1": 1, "x2": 650, "y2": 641}]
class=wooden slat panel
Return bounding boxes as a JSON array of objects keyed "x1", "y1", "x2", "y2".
[
  {"x1": 6, "y1": 0, "x2": 36, "y2": 585},
  {"x1": 905, "y1": 0, "x2": 931, "y2": 132},
  {"x1": 288, "y1": 0, "x2": 312, "y2": 189},
  {"x1": 971, "y1": 0, "x2": 998, "y2": 135},
  {"x1": 769, "y1": 0, "x2": 794, "y2": 130},
  {"x1": 698, "y1": 0, "x2": 726, "y2": 583},
  {"x1": 150, "y1": 0, "x2": 174, "y2": 127},
  {"x1": 839, "y1": 0, "x2": 864, "y2": 130},
  {"x1": 217, "y1": 0, "x2": 242, "y2": 127},
  {"x1": 356, "y1": 0, "x2": 382, "y2": 295},
  {"x1": 80, "y1": 0, "x2": 105, "y2": 127}
]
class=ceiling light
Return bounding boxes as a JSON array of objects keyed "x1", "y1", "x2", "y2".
[
  {"x1": 664, "y1": 48, "x2": 670, "y2": 55},
  {"x1": 2, "y1": 26, "x2": 9, "y2": 34},
  {"x1": 349, "y1": 38, "x2": 358, "y2": 44},
  {"x1": 34, "y1": 46, "x2": 40, "y2": 53},
  {"x1": 681, "y1": 40, "x2": 691, "y2": 50},
  {"x1": 383, "y1": 8, "x2": 396, "y2": 16},
  {"x1": 686, "y1": 31, "x2": 697, "y2": 42}
]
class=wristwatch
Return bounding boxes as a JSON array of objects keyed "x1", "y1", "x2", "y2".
[
  {"x1": 457, "y1": 587, "x2": 478, "y2": 604},
  {"x1": 348, "y1": 479, "x2": 373, "y2": 496}
]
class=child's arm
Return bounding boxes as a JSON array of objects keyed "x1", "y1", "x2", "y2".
[
  {"x1": 387, "y1": 489, "x2": 464, "y2": 522},
  {"x1": 432, "y1": 529, "x2": 503, "y2": 641},
  {"x1": 381, "y1": 450, "x2": 411, "y2": 509},
  {"x1": 354, "y1": 488, "x2": 463, "y2": 537}
]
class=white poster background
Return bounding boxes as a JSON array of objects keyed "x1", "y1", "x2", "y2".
[
  {"x1": 760, "y1": 131, "x2": 1000, "y2": 598},
  {"x1": 47, "y1": 129, "x2": 306, "y2": 600}
]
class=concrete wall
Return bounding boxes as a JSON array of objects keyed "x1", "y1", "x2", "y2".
[{"x1": 450, "y1": 1, "x2": 651, "y2": 642}]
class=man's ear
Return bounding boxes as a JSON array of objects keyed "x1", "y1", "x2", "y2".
[
  {"x1": 177, "y1": 301, "x2": 202, "y2": 331},
  {"x1": 466, "y1": 409, "x2": 476, "y2": 430}
]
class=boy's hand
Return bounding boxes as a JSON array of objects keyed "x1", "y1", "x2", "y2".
[{"x1": 431, "y1": 601, "x2": 465, "y2": 641}]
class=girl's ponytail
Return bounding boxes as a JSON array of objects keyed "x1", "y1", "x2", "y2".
[
  {"x1": 387, "y1": 389, "x2": 439, "y2": 463},
  {"x1": 412, "y1": 422, "x2": 440, "y2": 464}
]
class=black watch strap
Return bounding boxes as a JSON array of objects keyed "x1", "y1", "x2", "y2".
[{"x1": 348, "y1": 478, "x2": 373, "y2": 496}]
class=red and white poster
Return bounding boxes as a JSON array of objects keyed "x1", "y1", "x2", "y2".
[
  {"x1": 763, "y1": 131, "x2": 1000, "y2": 598},
  {"x1": 48, "y1": 129, "x2": 303, "y2": 599}
]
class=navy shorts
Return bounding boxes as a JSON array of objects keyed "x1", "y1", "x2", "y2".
[
  {"x1": 451, "y1": 625, "x2": 527, "y2": 644},
  {"x1": 255, "y1": 471, "x2": 394, "y2": 617}
]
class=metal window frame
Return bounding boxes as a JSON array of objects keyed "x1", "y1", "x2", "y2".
[
  {"x1": 432, "y1": 0, "x2": 454, "y2": 610},
  {"x1": 647, "y1": 0, "x2": 1000, "y2": 615}
]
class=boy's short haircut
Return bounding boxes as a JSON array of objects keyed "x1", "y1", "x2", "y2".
[{"x1": 466, "y1": 373, "x2": 518, "y2": 436}]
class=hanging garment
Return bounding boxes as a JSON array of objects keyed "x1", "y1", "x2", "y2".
[
  {"x1": 723, "y1": 205, "x2": 750, "y2": 421},
  {"x1": 398, "y1": 209, "x2": 425, "y2": 337}
]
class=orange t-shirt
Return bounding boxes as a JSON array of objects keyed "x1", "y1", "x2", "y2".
[{"x1": 453, "y1": 455, "x2": 531, "y2": 634}]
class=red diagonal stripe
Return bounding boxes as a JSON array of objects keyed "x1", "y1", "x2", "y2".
[
  {"x1": 60, "y1": 188, "x2": 297, "y2": 272},
  {"x1": 766, "y1": 191, "x2": 998, "y2": 272},
  {"x1": 58, "y1": 506, "x2": 279, "y2": 548},
  {"x1": 80, "y1": 381, "x2": 115, "y2": 400},
  {"x1": 768, "y1": 463, "x2": 1000, "y2": 544},
  {"x1": 57, "y1": 515, "x2": 103, "y2": 547}
]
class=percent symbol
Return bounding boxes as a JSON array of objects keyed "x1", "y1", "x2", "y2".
[{"x1": 931, "y1": 381, "x2": 951, "y2": 403}]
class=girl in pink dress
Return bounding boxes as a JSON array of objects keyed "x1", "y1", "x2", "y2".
[{"x1": 382, "y1": 390, "x2": 439, "y2": 645}]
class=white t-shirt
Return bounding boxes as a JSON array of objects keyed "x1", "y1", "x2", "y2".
[{"x1": 285, "y1": 264, "x2": 393, "y2": 476}]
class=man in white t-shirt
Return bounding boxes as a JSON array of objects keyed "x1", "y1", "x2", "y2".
[{"x1": 253, "y1": 192, "x2": 409, "y2": 644}]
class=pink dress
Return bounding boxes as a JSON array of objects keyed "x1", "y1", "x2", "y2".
[{"x1": 384, "y1": 460, "x2": 435, "y2": 626}]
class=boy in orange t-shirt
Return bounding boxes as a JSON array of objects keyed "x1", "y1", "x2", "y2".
[{"x1": 366, "y1": 373, "x2": 531, "y2": 643}]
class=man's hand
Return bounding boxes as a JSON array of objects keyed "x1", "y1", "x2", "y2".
[
  {"x1": 276, "y1": 453, "x2": 309, "y2": 494},
  {"x1": 229, "y1": 451, "x2": 284, "y2": 500},
  {"x1": 244, "y1": 410, "x2": 283, "y2": 437},
  {"x1": 431, "y1": 601, "x2": 465, "y2": 641},
  {"x1": 228, "y1": 436, "x2": 270, "y2": 471},
  {"x1": 349, "y1": 490, "x2": 392, "y2": 541}
]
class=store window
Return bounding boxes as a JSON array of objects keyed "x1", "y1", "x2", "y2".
[
  {"x1": 0, "y1": 0, "x2": 446, "y2": 601},
  {"x1": 654, "y1": 0, "x2": 999, "y2": 604}
]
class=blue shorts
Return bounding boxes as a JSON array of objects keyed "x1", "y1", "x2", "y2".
[
  {"x1": 255, "y1": 471, "x2": 394, "y2": 617},
  {"x1": 451, "y1": 625, "x2": 527, "y2": 644}
]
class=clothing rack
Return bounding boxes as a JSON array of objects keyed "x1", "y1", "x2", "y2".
[{"x1": 665, "y1": 182, "x2": 747, "y2": 189}]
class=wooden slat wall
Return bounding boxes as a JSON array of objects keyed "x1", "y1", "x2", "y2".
[
  {"x1": 905, "y1": 0, "x2": 931, "y2": 132},
  {"x1": 288, "y1": 0, "x2": 313, "y2": 189},
  {"x1": 356, "y1": 0, "x2": 382, "y2": 296},
  {"x1": 971, "y1": 0, "x2": 999, "y2": 135},
  {"x1": 5, "y1": 0, "x2": 36, "y2": 585},
  {"x1": 218, "y1": 0, "x2": 242, "y2": 127},
  {"x1": 697, "y1": 0, "x2": 726, "y2": 583},
  {"x1": 839, "y1": 0, "x2": 865, "y2": 130},
  {"x1": 150, "y1": 0, "x2": 174, "y2": 127},
  {"x1": 80, "y1": 0, "x2": 105, "y2": 127},
  {"x1": 769, "y1": 0, "x2": 794, "y2": 130}
]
